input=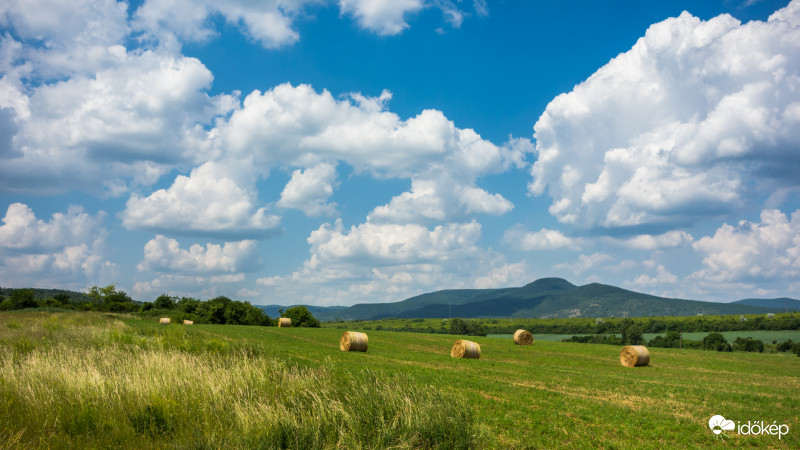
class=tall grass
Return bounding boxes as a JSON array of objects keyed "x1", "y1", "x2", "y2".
[{"x1": 0, "y1": 312, "x2": 477, "y2": 449}]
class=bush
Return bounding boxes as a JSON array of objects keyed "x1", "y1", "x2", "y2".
[
  {"x1": 702, "y1": 332, "x2": 732, "y2": 352},
  {"x1": 448, "y1": 318, "x2": 486, "y2": 336},
  {"x1": 732, "y1": 337, "x2": 764, "y2": 353}
]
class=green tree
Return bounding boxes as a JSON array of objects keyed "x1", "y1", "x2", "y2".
[
  {"x1": 282, "y1": 305, "x2": 321, "y2": 328},
  {"x1": 732, "y1": 337, "x2": 764, "y2": 353},
  {"x1": 224, "y1": 301, "x2": 249, "y2": 325},
  {"x1": 622, "y1": 324, "x2": 644, "y2": 345},
  {"x1": 9, "y1": 288, "x2": 38, "y2": 309},
  {"x1": 703, "y1": 332, "x2": 732, "y2": 352},
  {"x1": 153, "y1": 294, "x2": 177, "y2": 310},
  {"x1": 176, "y1": 297, "x2": 201, "y2": 315},
  {"x1": 448, "y1": 318, "x2": 486, "y2": 336},
  {"x1": 88, "y1": 285, "x2": 136, "y2": 312}
]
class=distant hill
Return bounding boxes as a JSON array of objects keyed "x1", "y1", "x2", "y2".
[
  {"x1": 0, "y1": 287, "x2": 93, "y2": 303},
  {"x1": 258, "y1": 304, "x2": 349, "y2": 319},
  {"x1": 303, "y1": 278, "x2": 787, "y2": 321},
  {"x1": 732, "y1": 298, "x2": 800, "y2": 311}
]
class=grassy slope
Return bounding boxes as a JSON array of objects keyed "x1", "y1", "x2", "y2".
[{"x1": 2, "y1": 311, "x2": 799, "y2": 448}]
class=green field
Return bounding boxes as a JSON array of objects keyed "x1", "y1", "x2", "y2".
[
  {"x1": 490, "y1": 330, "x2": 800, "y2": 344},
  {"x1": 2, "y1": 311, "x2": 798, "y2": 448}
]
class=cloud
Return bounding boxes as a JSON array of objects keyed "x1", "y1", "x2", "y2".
[
  {"x1": 215, "y1": 83, "x2": 528, "y2": 224},
  {"x1": 691, "y1": 209, "x2": 800, "y2": 282},
  {"x1": 277, "y1": 162, "x2": 338, "y2": 216},
  {"x1": 367, "y1": 172, "x2": 514, "y2": 224},
  {"x1": 473, "y1": 261, "x2": 530, "y2": 289},
  {"x1": 307, "y1": 219, "x2": 482, "y2": 264},
  {"x1": 256, "y1": 219, "x2": 525, "y2": 305},
  {"x1": 137, "y1": 235, "x2": 260, "y2": 274},
  {"x1": 0, "y1": 48, "x2": 236, "y2": 194},
  {"x1": 217, "y1": 84, "x2": 524, "y2": 176},
  {"x1": 134, "y1": 0, "x2": 310, "y2": 49},
  {"x1": 0, "y1": 203, "x2": 117, "y2": 287},
  {"x1": 529, "y1": 3, "x2": 800, "y2": 229},
  {"x1": 121, "y1": 162, "x2": 281, "y2": 238},
  {"x1": 0, "y1": 203, "x2": 105, "y2": 251},
  {"x1": 339, "y1": 0, "x2": 424, "y2": 35},
  {"x1": 132, "y1": 274, "x2": 246, "y2": 300},
  {"x1": 610, "y1": 230, "x2": 694, "y2": 250},
  {"x1": 503, "y1": 226, "x2": 581, "y2": 251},
  {"x1": 554, "y1": 252, "x2": 613, "y2": 276},
  {"x1": 0, "y1": 0, "x2": 130, "y2": 77},
  {"x1": 632, "y1": 261, "x2": 679, "y2": 286}
]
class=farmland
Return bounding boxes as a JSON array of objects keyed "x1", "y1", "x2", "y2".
[{"x1": 2, "y1": 311, "x2": 799, "y2": 448}]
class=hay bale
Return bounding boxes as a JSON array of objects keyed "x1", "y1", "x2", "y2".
[
  {"x1": 620, "y1": 345, "x2": 650, "y2": 367},
  {"x1": 183, "y1": 320, "x2": 193, "y2": 325},
  {"x1": 159, "y1": 318, "x2": 170, "y2": 325},
  {"x1": 278, "y1": 318, "x2": 292, "y2": 328},
  {"x1": 340, "y1": 331, "x2": 368, "y2": 352},
  {"x1": 513, "y1": 329, "x2": 534, "y2": 345},
  {"x1": 451, "y1": 339, "x2": 481, "y2": 359}
]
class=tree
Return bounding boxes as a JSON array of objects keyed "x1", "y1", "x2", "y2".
[
  {"x1": 448, "y1": 318, "x2": 486, "y2": 336},
  {"x1": 622, "y1": 324, "x2": 644, "y2": 345},
  {"x1": 9, "y1": 288, "x2": 37, "y2": 309},
  {"x1": 88, "y1": 285, "x2": 136, "y2": 312},
  {"x1": 703, "y1": 332, "x2": 732, "y2": 352},
  {"x1": 282, "y1": 306, "x2": 321, "y2": 328},
  {"x1": 153, "y1": 294, "x2": 177, "y2": 310},
  {"x1": 732, "y1": 337, "x2": 764, "y2": 353}
]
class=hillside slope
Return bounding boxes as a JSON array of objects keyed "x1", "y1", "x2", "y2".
[
  {"x1": 311, "y1": 278, "x2": 785, "y2": 321},
  {"x1": 732, "y1": 297, "x2": 800, "y2": 311}
]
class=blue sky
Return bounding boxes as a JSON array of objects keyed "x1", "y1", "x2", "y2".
[{"x1": 1, "y1": 0, "x2": 799, "y2": 306}]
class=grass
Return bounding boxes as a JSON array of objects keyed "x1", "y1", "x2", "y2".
[
  {"x1": 489, "y1": 330, "x2": 800, "y2": 344},
  {"x1": 2, "y1": 311, "x2": 799, "y2": 448}
]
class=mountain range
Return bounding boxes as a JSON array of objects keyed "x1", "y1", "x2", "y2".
[{"x1": 260, "y1": 278, "x2": 800, "y2": 321}]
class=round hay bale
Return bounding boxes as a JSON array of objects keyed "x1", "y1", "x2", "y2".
[
  {"x1": 451, "y1": 339, "x2": 481, "y2": 359},
  {"x1": 278, "y1": 318, "x2": 292, "y2": 328},
  {"x1": 513, "y1": 329, "x2": 534, "y2": 345},
  {"x1": 183, "y1": 319, "x2": 193, "y2": 325},
  {"x1": 620, "y1": 345, "x2": 650, "y2": 367},
  {"x1": 340, "y1": 331, "x2": 368, "y2": 352},
  {"x1": 159, "y1": 318, "x2": 170, "y2": 325}
]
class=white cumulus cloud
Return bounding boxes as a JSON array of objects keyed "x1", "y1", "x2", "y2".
[
  {"x1": 277, "y1": 162, "x2": 338, "y2": 216},
  {"x1": 503, "y1": 226, "x2": 581, "y2": 251},
  {"x1": 691, "y1": 209, "x2": 800, "y2": 283},
  {"x1": 138, "y1": 235, "x2": 260, "y2": 274},
  {"x1": 121, "y1": 162, "x2": 281, "y2": 238},
  {"x1": 0, "y1": 203, "x2": 116, "y2": 287},
  {"x1": 529, "y1": 2, "x2": 800, "y2": 229}
]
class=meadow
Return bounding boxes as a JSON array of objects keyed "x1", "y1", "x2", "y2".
[
  {"x1": 489, "y1": 330, "x2": 800, "y2": 344},
  {"x1": 1, "y1": 311, "x2": 799, "y2": 448}
]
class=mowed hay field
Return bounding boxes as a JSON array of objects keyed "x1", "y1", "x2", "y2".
[{"x1": 1, "y1": 312, "x2": 799, "y2": 449}]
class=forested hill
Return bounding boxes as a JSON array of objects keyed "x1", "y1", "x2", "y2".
[
  {"x1": 732, "y1": 297, "x2": 800, "y2": 311},
  {"x1": 307, "y1": 278, "x2": 796, "y2": 321}
]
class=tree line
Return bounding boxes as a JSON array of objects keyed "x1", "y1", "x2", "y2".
[{"x1": 0, "y1": 285, "x2": 320, "y2": 327}]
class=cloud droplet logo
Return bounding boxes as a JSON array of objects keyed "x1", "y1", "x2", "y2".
[{"x1": 709, "y1": 415, "x2": 735, "y2": 439}]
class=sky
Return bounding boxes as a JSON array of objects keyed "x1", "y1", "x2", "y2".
[{"x1": 1, "y1": 0, "x2": 799, "y2": 306}]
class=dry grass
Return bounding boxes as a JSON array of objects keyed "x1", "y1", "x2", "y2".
[
  {"x1": 278, "y1": 318, "x2": 292, "y2": 328},
  {"x1": 0, "y1": 312, "x2": 476, "y2": 449}
]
